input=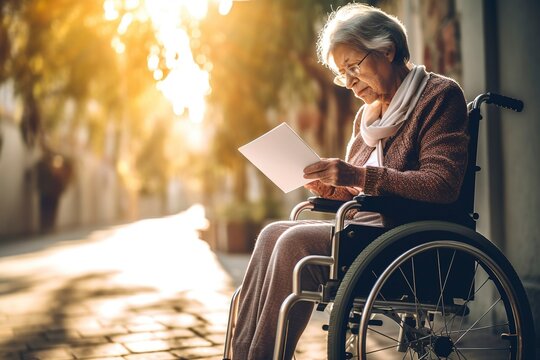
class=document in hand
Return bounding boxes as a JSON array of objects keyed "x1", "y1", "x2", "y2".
[{"x1": 238, "y1": 123, "x2": 321, "y2": 193}]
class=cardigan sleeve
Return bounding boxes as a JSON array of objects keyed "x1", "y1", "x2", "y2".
[{"x1": 362, "y1": 80, "x2": 469, "y2": 204}]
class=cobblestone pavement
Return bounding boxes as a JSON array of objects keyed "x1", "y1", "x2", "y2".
[{"x1": 0, "y1": 206, "x2": 327, "y2": 360}]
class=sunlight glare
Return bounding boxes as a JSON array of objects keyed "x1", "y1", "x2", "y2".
[
  {"x1": 117, "y1": 13, "x2": 133, "y2": 35},
  {"x1": 153, "y1": 69, "x2": 163, "y2": 81},
  {"x1": 218, "y1": 0, "x2": 233, "y2": 16},
  {"x1": 184, "y1": 0, "x2": 208, "y2": 20},
  {"x1": 111, "y1": 36, "x2": 126, "y2": 54},
  {"x1": 104, "y1": 0, "x2": 235, "y2": 124},
  {"x1": 139, "y1": 0, "x2": 214, "y2": 124},
  {"x1": 124, "y1": 0, "x2": 140, "y2": 10},
  {"x1": 103, "y1": 0, "x2": 119, "y2": 20},
  {"x1": 147, "y1": 53, "x2": 159, "y2": 71}
]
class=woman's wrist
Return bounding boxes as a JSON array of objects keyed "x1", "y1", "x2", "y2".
[{"x1": 357, "y1": 167, "x2": 366, "y2": 189}]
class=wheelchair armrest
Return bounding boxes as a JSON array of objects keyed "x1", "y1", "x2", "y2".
[
  {"x1": 354, "y1": 195, "x2": 474, "y2": 226},
  {"x1": 307, "y1": 196, "x2": 349, "y2": 214},
  {"x1": 306, "y1": 195, "x2": 474, "y2": 228}
]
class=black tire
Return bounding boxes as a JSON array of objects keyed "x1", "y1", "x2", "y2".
[{"x1": 327, "y1": 221, "x2": 535, "y2": 360}]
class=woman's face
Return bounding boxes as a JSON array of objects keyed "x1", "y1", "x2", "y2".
[{"x1": 330, "y1": 44, "x2": 395, "y2": 105}]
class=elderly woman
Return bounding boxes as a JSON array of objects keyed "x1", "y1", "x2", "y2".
[{"x1": 232, "y1": 3, "x2": 468, "y2": 359}]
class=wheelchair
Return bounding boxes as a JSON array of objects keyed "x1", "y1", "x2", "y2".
[{"x1": 223, "y1": 92, "x2": 536, "y2": 360}]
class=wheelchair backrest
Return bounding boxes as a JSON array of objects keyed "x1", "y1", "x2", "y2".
[{"x1": 456, "y1": 106, "x2": 482, "y2": 218}]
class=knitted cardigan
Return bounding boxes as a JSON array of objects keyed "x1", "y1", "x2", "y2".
[{"x1": 330, "y1": 73, "x2": 469, "y2": 207}]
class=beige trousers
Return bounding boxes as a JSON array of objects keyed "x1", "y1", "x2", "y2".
[{"x1": 232, "y1": 220, "x2": 333, "y2": 360}]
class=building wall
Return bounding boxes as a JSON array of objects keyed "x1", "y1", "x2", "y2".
[
  {"x1": 496, "y1": 0, "x2": 540, "y2": 347},
  {"x1": 461, "y1": 0, "x2": 540, "y2": 348},
  {"x1": 0, "y1": 120, "x2": 40, "y2": 237}
]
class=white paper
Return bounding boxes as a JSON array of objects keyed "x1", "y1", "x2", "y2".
[{"x1": 238, "y1": 123, "x2": 321, "y2": 193}]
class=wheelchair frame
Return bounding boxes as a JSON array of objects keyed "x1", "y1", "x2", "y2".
[{"x1": 222, "y1": 93, "x2": 535, "y2": 360}]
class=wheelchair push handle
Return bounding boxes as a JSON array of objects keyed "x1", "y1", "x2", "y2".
[
  {"x1": 486, "y1": 92, "x2": 524, "y2": 112},
  {"x1": 471, "y1": 92, "x2": 524, "y2": 112}
]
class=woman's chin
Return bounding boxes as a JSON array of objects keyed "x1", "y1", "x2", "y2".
[
  {"x1": 355, "y1": 89, "x2": 377, "y2": 104},
  {"x1": 358, "y1": 94, "x2": 376, "y2": 104}
]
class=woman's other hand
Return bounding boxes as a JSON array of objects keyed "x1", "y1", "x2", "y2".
[
  {"x1": 304, "y1": 180, "x2": 335, "y2": 197},
  {"x1": 304, "y1": 158, "x2": 365, "y2": 188}
]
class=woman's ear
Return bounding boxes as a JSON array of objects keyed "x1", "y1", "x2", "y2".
[{"x1": 384, "y1": 43, "x2": 396, "y2": 63}]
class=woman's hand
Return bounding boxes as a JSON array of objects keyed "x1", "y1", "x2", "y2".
[
  {"x1": 304, "y1": 180, "x2": 335, "y2": 197},
  {"x1": 304, "y1": 158, "x2": 365, "y2": 188}
]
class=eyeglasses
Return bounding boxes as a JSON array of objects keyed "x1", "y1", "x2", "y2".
[{"x1": 333, "y1": 51, "x2": 371, "y2": 87}]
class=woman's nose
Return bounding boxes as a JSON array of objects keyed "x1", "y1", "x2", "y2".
[{"x1": 345, "y1": 74, "x2": 356, "y2": 89}]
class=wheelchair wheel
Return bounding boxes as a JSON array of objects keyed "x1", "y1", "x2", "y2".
[{"x1": 327, "y1": 221, "x2": 535, "y2": 360}]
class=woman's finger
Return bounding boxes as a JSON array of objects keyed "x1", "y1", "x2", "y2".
[{"x1": 303, "y1": 159, "x2": 329, "y2": 174}]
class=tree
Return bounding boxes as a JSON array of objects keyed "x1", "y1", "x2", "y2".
[
  {"x1": 0, "y1": 0, "x2": 171, "y2": 228},
  {"x1": 193, "y1": 0, "x2": 353, "y2": 215}
]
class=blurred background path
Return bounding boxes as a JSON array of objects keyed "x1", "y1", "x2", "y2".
[{"x1": 0, "y1": 205, "x2": 327, "y2": 360}]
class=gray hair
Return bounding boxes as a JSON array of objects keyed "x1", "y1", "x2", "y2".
[{"x1": 317, "y1": 3, "x2": 410, "y2": 68}]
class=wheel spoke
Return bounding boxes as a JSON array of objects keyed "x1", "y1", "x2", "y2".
[
  {"x1": 448, "y1": 322, "x2": 509, "y2": 334},
  {"x1": 417, "y1": 350, "x2": 432, "y2": 360},
  {"x1": 455, "y1": 347, "x2": 511, "y2": 351},
  {"x1": 396, "y1": 260, "x2": 435, "y2": 333},
  {"x1": 400, "y1": 347, "x2": 409, "y2": 360},
  {"x1": 455, "y1": 297, "x2": 502, "y2": 345},
  {"x1": 434, "y1": 249, "x2": 456, "y2": 337},
  {"x1": 397, "y1": 264, "x2": 423, "y2": 318},
  {"x1": 366, "y1": 343, "x2": 405, "y2": 355},
  {"x1": 450, "y1": 262, "x2": 478, "y2": 332},
  {"x1": 455, "y1": 347, "x2": 470, "y2": 360},
  {"x1": 440, "y1": 270, "x2": 491, "y2": 335},
  {"x1": 368, "y1": 326, "x2": 400, "y2": 343},
  {"x1": 372, "y1": 270, "x2": 388, "y2": 302}
]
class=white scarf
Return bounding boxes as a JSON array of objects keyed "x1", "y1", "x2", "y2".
[{"x1": 359, "y1": 65, "x2": 430, "y2": 166}]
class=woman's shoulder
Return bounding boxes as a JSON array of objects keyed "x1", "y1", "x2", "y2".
[
  {"x1": 425, "y1": 72, "x2": 465, "y2": 97},
  {"x1": 416, "y1": 72, "x2": 466, "y2": 112}
]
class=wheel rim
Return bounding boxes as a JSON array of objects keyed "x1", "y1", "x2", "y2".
[{"x1": 356, "y1": 240, "x2": 522, "y2": 360}]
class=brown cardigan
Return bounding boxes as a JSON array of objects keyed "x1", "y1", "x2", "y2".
[{"x1": 333, "y1": 73, "x2": 469, "y2": 205}]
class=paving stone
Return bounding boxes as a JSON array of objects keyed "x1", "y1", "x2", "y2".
[
  {"x1": 63, "y1": 317, "x2": 103, "y2": 331},
  {"x1": 0, "y1": 327, "x2": 14, "y2": 338},
  {"x1": 167, "y1": 338, "x2": 213, "y2": 350},
  {"x1": 153, "y1": 314, "x2": 201, "y2": 328},
  {"x1": 7, "y1": 315, "x2": 53, "y2": 327},
  {"x1": 123, "y1": 340, "x2": 171, "y2": 353},
  {"x1": 0, "y1": 351, "x2": 19, "y2": 360},
  {"x1": 110, "y1": 328, "x2": 195, "y2": 343},
  {"x1": 21, "y1": 347, "x2": 75, "y2": 360},
  {"x1": 16, "y1": 335, "x2": 51, "y2": 350},
  {"x1": 71, "y1": 343, "x2": 129, "y2": 359},
  {"x1": 78, "y1": 325, "x2": 128, "y2": 338},
  {"x1": 126, "y1": 323, "x2": 167, "y2": 332},
  {"x1": 171, "y1": 345, "x2": 222, "y2": 359},
  {"x1": 44, "y1": 329, "x2": 81, "y2": 341},
  {"x1": 28, "y1": 336, "x2": 110, "y2": 350},
  {"x1": 101, "y1": 315, "x2": 156, "y2": 326},
  {"x1": 124, "y1": 337, "x2": 212, "y2": 354},
  {"x1": 12, "y1": 326, "x2": 47, "y2": 335},
  {"x1": 128, "y1": 304, "x2": 179, "y2": 316},
  {"x1": 53, "y1": 305, "x2": 91, "y2": 317},
  {"x1": 109, "y1": 332, "x2": 156, "y2": 343},
  {"x1": 151, "y1": 329, "x2": 194, "y2": 340},
  {"x1": 124, "y1": 351, "x2": 178, "y2": 360},
  {"x1": 190, "y1": 324, "x2": 227, "y2": 337},
  {"x1": 203, "y1": 334, "x2": 225, "y2": 346},
  {"x1": 196, "y1": 313, "x2": 228, "y2": 326}
]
